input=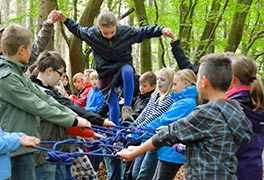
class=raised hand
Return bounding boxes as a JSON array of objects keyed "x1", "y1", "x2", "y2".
[{"x1": 47, "y1": 10, "x2": 61, "y2": 25}]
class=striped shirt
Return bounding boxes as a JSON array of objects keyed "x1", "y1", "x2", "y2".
[
  {"x1": 134, "y1": 91, "x2": 174, "y2": 128},
  {"x1": 152, "y1": 100, "x2": 252, "y2": 180}
]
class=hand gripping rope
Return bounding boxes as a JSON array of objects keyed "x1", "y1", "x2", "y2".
[{"x1": 33, "y1": 122, "x2": 156, "y2": 180}]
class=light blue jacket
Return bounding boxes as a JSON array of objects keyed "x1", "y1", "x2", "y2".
[
  {"x1": 144, "y1": 85, "x2": 198, "y2": 164},
  {"x1": 85, "y1": 87, "x2": 105, "y2": 113},
  {"x1": 0, "y1": 128, "x2": 24, "y2": 179}
]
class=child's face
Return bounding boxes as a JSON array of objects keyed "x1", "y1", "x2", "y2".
[
  {"x1": 90, "y1": 76, "x2": 99, "y2": 88},
  {"x1": 157, "y1": 71, "x2": 170, "y2": 94},
  {"x1": 99, "y1": 26, "x2": 116, "y2": 40},
  {"x1": 172, "y1": 76, "x2": 188, "y2": 93},
  {"x1": 47, "y1": 67, "x2": 64, "y2": 87},
  {"x1": 62, "y1": 74, "x2": 69, "y2": 87},
  {"x1": 139, "y1": 81, "x2": 155, "y2": 95},
  {"x1": 74, "y1": 78, "x2": 84, "y2": 90}
]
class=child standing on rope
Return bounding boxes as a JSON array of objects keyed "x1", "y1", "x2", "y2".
[
  {"x1": 117, "y1": 53, "x2": 253, "y2": 179},
  {"x1": 58, "y1": 9, "x2": 173, "y2": 126}
]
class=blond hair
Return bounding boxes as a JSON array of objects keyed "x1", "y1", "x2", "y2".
[
  {"x1": 174, "y1": 69, "x2": 197, "y2": 85},
  {"x1": 72, "y1": 72, "x2": 84, "y2": 82},
  {"x1": 89, "y1": 71, "x2": 98, "y2": 79}
]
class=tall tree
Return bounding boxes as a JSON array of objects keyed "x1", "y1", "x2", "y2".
[
  {"x1": 196, "y1": 0, "x2": 228, "y2": 60},
  {"x1": 225, "y1": 0, "x2": 253, "y2": 52},
  {"x1": 133, "y1": 0, "x2": 152, "y2": 73},
  {"x1": 61, "y1": 0, "x2": 103, "y2": 76},
  {"x1": 179, "y1": 0, "x2": 197, "y2": 54},
  {"x1": 37, "y1": 0, "x2": 58, "y2": 50}
]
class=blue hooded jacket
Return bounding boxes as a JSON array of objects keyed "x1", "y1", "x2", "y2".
[{"x1": 144, "y1": 85, "x2": 198, "y2": 164}]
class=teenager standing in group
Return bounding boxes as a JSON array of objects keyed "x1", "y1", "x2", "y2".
[{"x1": 57, "y1": 9, "x2": 173, "y2": 126}]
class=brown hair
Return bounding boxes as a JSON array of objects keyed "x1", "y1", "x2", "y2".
[
  {"x1": 199, "y1": 53, "x2": 232, "y2": 91},
  {"x1": 139, "y1": 71, "x2": 157, "y2": 86},
  {"x1": 37, "y1": 51, "x2": 66, "y2": 73},
  {"x1": 2, "y1": 24, "x2": 32, "y2": 56},
  {"x1": 230, "y1": 55, "x2": 264, "y2": 111},
  {"x1": 96, "y1": 8, "x2": 118, "y2": 28}
]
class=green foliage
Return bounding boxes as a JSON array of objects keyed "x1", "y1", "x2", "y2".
[{"x1": 2, "y1": 0, "x2": 263, "y2": 79}]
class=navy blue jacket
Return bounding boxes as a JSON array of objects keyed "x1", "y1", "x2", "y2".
[
  {"x1": 228, "y1": 90, "x2": 264, "y2": 180},
  {"x1": 64, "y1": 18, "x2": 164, "y2": 79}
]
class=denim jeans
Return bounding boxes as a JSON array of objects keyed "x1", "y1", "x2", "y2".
[
  {"x1": 35, "y1": 163, "x2": 66, "y2": 180},
  {"x1": 11, "y1": 153, "x2": 36, "y2": 180},
  {"x1": 132, "y1": 150, "x2": 158, "y2": 180}
]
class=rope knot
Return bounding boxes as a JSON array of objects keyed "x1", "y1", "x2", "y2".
[{"x1": 46, "y1": 150, "x2": 75, "y2": 166}]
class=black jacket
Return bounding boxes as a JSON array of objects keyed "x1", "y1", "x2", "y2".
[
  {"x1": 131, "y1": 90, "x2": 155, "y2": 120},
  {"x1": 31, "y1": 77, "x2": 104, "y2": 126},
  {"x1": 170, "y1": 39, "x2": 198, "y2": 74},
  {"x1": 64, "y1": 18, "x2": 164, "y2": 79}
]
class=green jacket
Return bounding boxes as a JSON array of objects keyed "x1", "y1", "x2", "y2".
[
  {"x1": 0, "y1": 57, "x2": 77, "y2": 157},
  {"x1": 29, "y1": 20, "x2": 54, "y2": 66}
]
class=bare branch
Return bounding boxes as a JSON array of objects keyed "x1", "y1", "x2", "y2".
[
  {"x1": 59, "y1": 21, "x2": 70, "y2": 47},
  {"x1": 118, "y1": 8, "x2": 135, "y2": 20},
  {"x1": 246, "y1": 30, "x2": 264, "y2": 52},
  {"x1": 254, "y1": 51, "x2": 264, "y2": 60}
]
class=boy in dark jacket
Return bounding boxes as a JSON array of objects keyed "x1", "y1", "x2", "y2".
[{"x1": 126, "y1": 71, "x2": 156, "y2": 121}]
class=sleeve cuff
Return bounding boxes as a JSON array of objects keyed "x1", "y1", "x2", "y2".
[
  {"x1": 72, "y1": 118, "x2": 78, "y2": 126},
  {"x1": 170, "y1": 39, "x2": 180, "y2": 47}
]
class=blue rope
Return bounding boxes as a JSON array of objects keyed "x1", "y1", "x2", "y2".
[{"x1": 33, "y1": 124, "x2": 156, "y2": 180}]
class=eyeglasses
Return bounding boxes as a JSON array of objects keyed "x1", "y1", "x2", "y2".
[{"x1": 54, "y1": 69, "x2": 63, "y2": 77}]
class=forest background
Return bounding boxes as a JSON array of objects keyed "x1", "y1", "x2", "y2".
[{"x1": 0, "y1": 0, "x2": 263, "y2": 84}]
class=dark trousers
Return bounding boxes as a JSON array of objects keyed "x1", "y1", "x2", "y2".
[{"x1": 152, "y1": 160, "x2": 182, "y2": 180}]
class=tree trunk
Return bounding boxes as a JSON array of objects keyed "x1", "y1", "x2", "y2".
[
  {"x1": 179, "y1": 0, "x2": 197, "y2": 55},
  {"x1": 225, "y1": 0, "x2": 253, "y2": 52},
  {"x1": 38, "y1": 0, "x2": 58, "y2": 50},
  {"x1": 133, "y1": 0, "x2": 152, "y2": 74},
  {"x1": 68, "y1": 0, "x2": 103, "y2": 76},
  {"x1": 196, "y1": 0, "x2": 228, "y2": 60}
]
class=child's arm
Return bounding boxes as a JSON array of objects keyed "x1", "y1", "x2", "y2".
[
  {"x1": 29, "y1": 10, "x2": 59, "y2": 65},
  {"x1": 116, "y1": 138, "x2": 156, "y2": 162},
  {"x1": 0, "y1": 132, "x2": 40, "y2": 154},
  {"x1": 169, "y1": 33, "x2": 199, "y2": 74}
]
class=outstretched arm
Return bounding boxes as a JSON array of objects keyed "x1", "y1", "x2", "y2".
[
  {"x1": 169, "y1": 33, "x2": 199, "y2": 74},
  {"x1": 116, "y1": 138, "x2": 156, "y2": 162}
]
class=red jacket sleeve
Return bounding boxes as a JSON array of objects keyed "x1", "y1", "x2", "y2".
[{"x1": 67, "y1": 127, "x2": 94, "y2": 137}]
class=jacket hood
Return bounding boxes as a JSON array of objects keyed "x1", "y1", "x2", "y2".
[{"x1": 170, "y1": 85, "x2": 198, "y2": 101}]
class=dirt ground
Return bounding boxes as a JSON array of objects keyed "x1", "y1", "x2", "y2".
[
  {"x1": 98, "y1": 165, "x2": 264, "y2": 180},
  {"x1": 97, "y1": 164, "x2": 185, "y2": 180}
]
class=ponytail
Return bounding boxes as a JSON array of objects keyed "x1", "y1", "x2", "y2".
[{"x1": 250, "y1": 74, "x2": 264, "y2": 111}]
